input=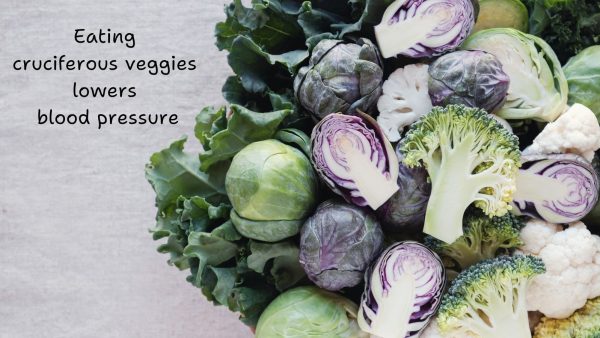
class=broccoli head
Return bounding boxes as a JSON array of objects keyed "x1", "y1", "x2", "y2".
[
  {"x1": 399, "y1": 105, "x2": 521, "y2": 243},
  {"x1": 425, "y1": 209, "x2": 525, "y2": 273},
  {"x1": 534, "y1": 297, "x2": 600, "y2": 338},
  {"x1": 437, "y1": 255, "x2": 545, "y2": 338}
]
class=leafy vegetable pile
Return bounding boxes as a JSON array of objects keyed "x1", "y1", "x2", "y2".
[{"x1": 146, "y1": 0, "x2": 600, "y2": 336}]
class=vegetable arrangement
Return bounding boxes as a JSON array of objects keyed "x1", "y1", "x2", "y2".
[{"x1": 145, "y1": 0, "x2": 600, "y2": 336}]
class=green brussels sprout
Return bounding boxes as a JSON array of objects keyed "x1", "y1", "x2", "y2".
[
  {"x1": 294, "y1": 39, "x2": 384, "y2": 120},
  {"x1": 225, "y1": 140, "x2": 318, "y2": 242},
  {"x1": 255, "y1": 286, "x2": 367, "y2": 338}
]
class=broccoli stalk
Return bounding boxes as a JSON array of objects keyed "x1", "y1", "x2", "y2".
[
  {"x1": 534, "y1": 297, "x2": 600, "y2": 337},
  {"x1": 425, "y1": 210, "x2": 525, "y2": 271},
  {"x1": 437, "y1": 255, "x2": 545, "y2": 338},
  {"x1": 400, "y1": 105, "x2": 521, "y2": 243}
]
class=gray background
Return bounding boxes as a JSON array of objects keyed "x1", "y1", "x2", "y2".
[{"x1": 0, "y1": 0, "x2": 253, "y2": 337}]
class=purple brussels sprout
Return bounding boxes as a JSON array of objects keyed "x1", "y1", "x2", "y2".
[
  {"x1": 374, "y1": 0, "x2": 476, "y2": 58},
  {"x1": 358, "y1": 242, "x2": 446, "y2": 338},
  {"x1": 512, "y1": 153, "x2": 599, "y2": 223},
  {"x1": 377, "y1": 148, "x2": 431, "y2": 234},
  {"x1": 294, "y1": 39, "x2": 384, "y2": 120},
  {"x1": 428, "y1": 50, "x2": 510, "y2": 113},
  {"x1": 311, "y1": 112, "x2": 399, "y2": 210},
  {"x1": 299, "y1": 200, "x2": 385, "y2": 291}
]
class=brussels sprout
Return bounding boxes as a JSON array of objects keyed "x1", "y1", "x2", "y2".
[
  {"x1": 294, "y1": 39, "x2": 384, "y2": 120},
  {"x1": 225, "y1": 140, "x2": 318, "y2": 242},
  {"x1": 428, "y1": 50, "x2": 510, "y2": 113},
  {"x1": 255, "y1": 286, "x2": 367, "y2": 338},
  {"x1": 461, "y1": 28, "x2": 568, "y2": 122},
  {"x1": 299, "y1": 200, "x2": 384, "y2": 291},
  {"x1": 564, "y1": 45, "x2": 600, "y2": 122},
  {"x1": 377, "y1": 149, "x2": 431, "y2": 234}
]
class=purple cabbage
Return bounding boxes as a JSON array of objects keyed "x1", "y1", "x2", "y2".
[
  {"x1": 358, "y1": 241, "x2": 446, "y2": 338},
  {"x1": 374, "y1": 0, "x2": 476, "y2": 58},
  {"x1": 311, "y1": 113, "x2": 399, "y2": 210},
  {"x1": 299, "y1": 200, "x2": 384, "y2": 291},
  {"x1": 512, "y1": 153, "x2": 600, "y2": 223},
  {"x1": 428, "y1": 50, "x2": 510, "y2": 113}
]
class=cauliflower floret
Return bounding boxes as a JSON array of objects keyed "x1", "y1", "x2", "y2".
[
  {"x1": 523, "y1": 103, "x2": 600, "y2": 161},
  {"x1": 376, "y1": 64, "x2": 432, "y2": 142},
  {"x1": 518, "y1": 219, "x2": 600, "y2": 318}
]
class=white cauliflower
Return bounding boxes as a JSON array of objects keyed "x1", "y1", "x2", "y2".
[
  {"x1": 523, "y1": 103, "x2": 600, "y2": 161},
  {"x1": 376, "y1": 64, "x2": 432, "y2": 142},
  {"x1": 518, "y1": 219, "x2": 600, "y2": 319}
]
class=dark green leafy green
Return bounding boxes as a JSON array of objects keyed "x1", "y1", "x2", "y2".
[
  {"x1": 145, "y1": 137, "x2": 228, "y2": 210},
  {"x1": 197, "y1": 104, "x2": 290, "y2": 171},
  {"x1": 247, "y1": 240, "x2": 306, "y2": 291},
  {"x1": 523, "y1": 0, "x2": 600, "y2": 63}
]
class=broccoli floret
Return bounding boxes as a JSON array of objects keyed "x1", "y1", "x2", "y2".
[
  {"x1": 534, "y1": 297, "x2": 600, "y2": 338},
  {"x1": 399, "y1": 105, "x2": 521, "y2": 243},
  {"x1": 437, "y1": 255, "x2": 545, "y2": 338},
  {"x1": 425, "y1": 210, "x2": 525, "y2": 272}
]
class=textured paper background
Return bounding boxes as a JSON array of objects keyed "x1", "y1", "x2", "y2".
[{"x1": 0, "y1": 0, "x2": 253, "y2": 337}]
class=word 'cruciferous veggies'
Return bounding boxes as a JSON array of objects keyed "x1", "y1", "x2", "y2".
[
  {"x1": 399, "y1": 105, "x2": 521, "y2": 243},
  {"x1": 377, "y1": 149, "x2": 431, "y2": 235},
  {"x1": 255, "y1": 286, "x2": 367, "y2": 338},
  {"x1": 358, "y1": 242, "x2": 446, "y2": 338},
  {"x1": 461, "y1": 28, "x2": 568, "y2": 122},
  {"x1": 377, "y1": 64, "x2": 432, "y2": 142},
  {"x1": 511, "y1": 153, "x2": 599, "y2": 224},
  {"x1": 311, "y1": 113, "x2": 399, "y2": 210},
  {"x1": 299, "y1": 199, "x2": 384, "y2": 291},
  {"x1": 428, "y1": 50, "x2": 510, "y2": 113},
  {"x1": 294, "y1": 39, "x2": 383, "y2": 120},
  {"x1": 437, "y1": 255, "x2": 545, "y2": 338},
  {"x1": 225, "y1": 140, "x2": 318, "y2": 242},
  {"x1": 374, "y1": 0, "x2": 476, "y2": 58}
]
